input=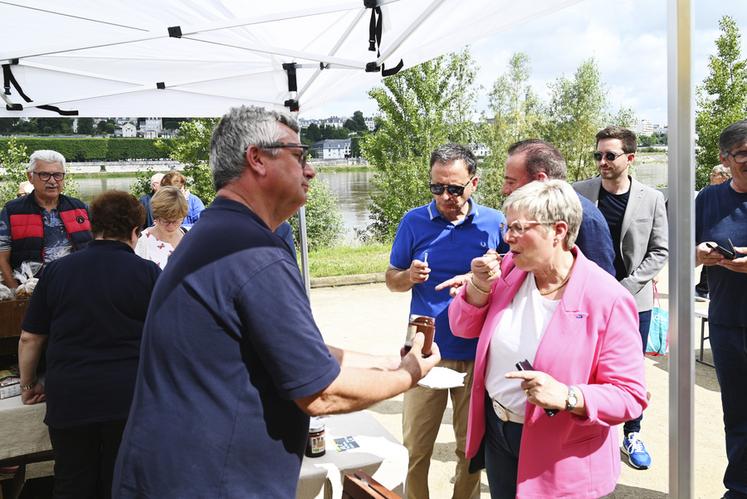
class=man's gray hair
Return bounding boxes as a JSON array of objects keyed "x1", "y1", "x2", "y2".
[
  {"x1": 27, "y1": 150, "x2": 66, "y2": 172},
  {"x1": 502, "y1": 179, "x2": 582, "y2": 248},
  {"x1": 210, "y1": 106, "x2": 299, "y2": 190},
  {"x1": 719, "y1": 119, "x2": 747, "y2": 155},
  {"x1": 430, "y1": 143, "x2": 477, "y2": 176},
  {"x1": 506, "y1": 139, "x2": 567, "y2": 180}
]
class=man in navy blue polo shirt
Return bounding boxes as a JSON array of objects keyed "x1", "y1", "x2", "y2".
[
  {"x1": 695, "y1": 119, "x2": 747, "y2": 499},
  {"x1": 386, "y1": 143, "x2": 508, "y2": 499},
  {"x1": 112, "y1": 106, "x2": 440, "y2": 499}
]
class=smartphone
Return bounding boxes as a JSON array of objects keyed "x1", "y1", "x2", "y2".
[
  {"x1": 515, "y1": 359, "x2": 558, "y2": 417},
  {"x1": 707, "y1": 242, "x2": 736, "y2": 260}
]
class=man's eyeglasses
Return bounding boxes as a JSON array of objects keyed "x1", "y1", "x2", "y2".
[
  {"x1": 593, "y1": 151, "x2": 626, "y2": 162},
  {"x1": 723, "y1": 149, "x2": 747, "y2": 164},
  {"x1": 261, "y1": 143, "x2": 310, "y2": 167},
  {"x1": 32, "y1": 171, "x2": 65, "y2": 182},
  {"x1": 429, "y1": 177, "x2": 474, "y2": 196},
  {"x1": 500, "y1": 220, "x2": 553, "y2": 238}
]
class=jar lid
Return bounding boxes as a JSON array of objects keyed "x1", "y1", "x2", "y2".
[{"x1": 309, "y1": 417, "x2": 325, "y2": 432}]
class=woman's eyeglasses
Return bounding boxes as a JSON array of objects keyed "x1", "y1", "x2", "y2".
[
  {"x1": 500, "y1": 220, "x2": 553, "y2": 238},
  {"x1": 32, "y1": 171, "x2": 65, "y2": 181},
  {"x1": 429, "y1": 177, "x2": 474, "y2": 196},
  {"x1": 592, "y1": 151, "x2": 625, "y2": 162}
]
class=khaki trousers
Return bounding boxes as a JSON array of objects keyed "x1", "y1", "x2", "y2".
[{"x1": 402, "y1": 359, "x2": 480, "y2": 499}]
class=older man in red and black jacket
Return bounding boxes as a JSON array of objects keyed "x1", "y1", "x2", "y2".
[{"x1": 0, "y1": 150, "x2": 92, "y2": 289}]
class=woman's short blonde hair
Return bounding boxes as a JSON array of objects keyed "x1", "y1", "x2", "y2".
[
  {"x1": 502, "y1": 180, "x2": 582, "y2": 249},
  {"x1": 151, "y1": 186, "x2": 188, "y2": 222}
]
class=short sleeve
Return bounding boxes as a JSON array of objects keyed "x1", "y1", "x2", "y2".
[
  {"x1": 235, "y1": 257, "x2": 340, "y2": 400},
  {"x1": 0, "y1": 207, "x2": 11, "y2": 253},
  {"x1": 389, "y1": 216, "x2": 414, "y2": 270},
  {"x1": 21, "y1": 262, "x2": 53, "y2": 335}
]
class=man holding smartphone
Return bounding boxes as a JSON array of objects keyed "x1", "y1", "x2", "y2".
[
  {"x1": 574, "y1": 126, "x2": 669, "y2": 470},
  {"x1": 695, "y1": 119, "x2": 747, "y2": 499}
]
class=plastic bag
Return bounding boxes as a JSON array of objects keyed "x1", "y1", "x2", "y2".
[
  {"x1": 0, "y1": 274, "x2": 12, "y2": 301},
  {"x1": 13, "y1": 261, "x2": 43, "y2": 298},
  {"x1": 646, "y1": 283, "x2": 669, "y2": 356}
]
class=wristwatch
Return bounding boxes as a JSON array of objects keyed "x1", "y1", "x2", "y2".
[
  {"x1": 565, "y1": 386, "x2": 578, "y2": 411},
  {"x1": 20, "y1": 380, "x2": 37, "y2": 391}
]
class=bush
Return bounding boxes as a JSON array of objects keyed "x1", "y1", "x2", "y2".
[
  {"x1": 289, "y1": 178, "x2": 344, "y2": 251},
  {"x1": 0, "y1": 137, "x2": 170, "y2": 162}
]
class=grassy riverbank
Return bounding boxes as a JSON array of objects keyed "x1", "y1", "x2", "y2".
[{"x1": 303, "y1": 242, "x2": 390, "y2": 277}]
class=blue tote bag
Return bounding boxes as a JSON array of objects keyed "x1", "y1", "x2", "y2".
[{"x1": 646, "y1": 282, "x2": 669, "y2": 356}]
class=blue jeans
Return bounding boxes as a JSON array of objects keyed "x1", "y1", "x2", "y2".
[
  {"x1": 709, "y1": 323, "x2": 747, "y2": 498},
  {"x1": 623, "y1": 310, "x2": 651, "y2": 435},
  {"x1": 483, "y1": 396, "x2": 523, "y2": 499}
]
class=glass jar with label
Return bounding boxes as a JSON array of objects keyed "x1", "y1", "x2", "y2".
[{"x1": 305, "y1": 417, "x2": 326, "y2": 458}]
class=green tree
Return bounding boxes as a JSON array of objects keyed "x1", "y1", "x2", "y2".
[
  {"x1": 95, "y1": 119, "x2": 116, "y2": 136},
  {"x1": 695, "y1": 16, "x2": 747, "y2": 189},
  {"x1": 361, "y1": 49, "x2": 478, "y2": 239},
  {"x1": 0, "y1": 138, "x2": 29, "y2": 206},
  {"x1": 542, "y1": 58, "x2": 608, "y2": 182},
  {"x1": 156, "y1": 119, "x2": 217, "y2": 204},
  {"x1": 478, "y1": 52, "x2": 544, "y2": 207},
  {"x1": 609, "y1": 107, "x2": 638, "y2": 129},
  {"x1": 77, "y1": 118, "x2": 94, "y2": 135},
  {"x1": 288, "y1": 178, "x2": 344, "y2": 251},
  {"x1": 344, "y1": 111, "x2": 368, "y2": 133}
]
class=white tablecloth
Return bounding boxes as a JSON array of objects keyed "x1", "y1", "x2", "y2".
[
  {"x1": 297, "y1": 411, "x2": 408, "y2": 499},
  {"x1": 0, "y1": 396, "x2": 50, "y2": 462}
]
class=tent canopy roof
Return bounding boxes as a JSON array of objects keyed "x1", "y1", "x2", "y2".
[{"x1": 1, "y1": 0, "x2": 580, "y2": 117}]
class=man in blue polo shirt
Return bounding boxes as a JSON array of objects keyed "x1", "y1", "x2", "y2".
[
  {"x1": 112, "y1": 106, "x2": 440, "y2": 499},
  {"x1": 386, "y1": 143, "x2": 508, "y2": 499},
  {"x1": 695, "y1": 119, "x2": 747, "y2": 499}
]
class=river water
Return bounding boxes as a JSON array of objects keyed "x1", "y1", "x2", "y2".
[
  {"x1": 68, "y1": 160, "x2": 668, "y2": 242},
  {"x1": 75, "y1": 170, "x2": 375, "y2": 241}
]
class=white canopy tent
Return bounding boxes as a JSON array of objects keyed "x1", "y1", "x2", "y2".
[{"x1": 1, "y1": 0, "x2": 697, "y2": 496}]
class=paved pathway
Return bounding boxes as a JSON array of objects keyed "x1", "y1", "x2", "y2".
[{"x1": 309, "y1": 274, "x2": 726, "y2": 498}]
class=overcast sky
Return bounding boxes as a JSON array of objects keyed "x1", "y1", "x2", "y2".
[{"x1": 307, "y1": 0, "x2": 747, "y2": 126}]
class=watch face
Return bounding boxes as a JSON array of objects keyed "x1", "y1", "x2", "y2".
[{"x1": 566, "y1": 389, "x2": 578, "y2": 410}]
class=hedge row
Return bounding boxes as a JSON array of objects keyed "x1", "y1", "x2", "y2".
[{"x1": 0, "y1": 137, "x2": 172, "y2": 161}]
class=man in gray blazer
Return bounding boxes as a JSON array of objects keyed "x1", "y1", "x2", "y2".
[{"x1": 573, "y1": 126, "x2": 668, "y2": 471}]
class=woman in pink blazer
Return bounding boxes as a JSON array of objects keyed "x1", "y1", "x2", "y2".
[{"x1": 449, "y1": 180, "x2": 647, "y2": 498}]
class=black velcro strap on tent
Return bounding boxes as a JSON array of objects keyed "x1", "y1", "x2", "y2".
[
  {"x1": 367, "y1": 6, "x2": 382, "y2": 55},
  {"x1": 3, "y1": 63, "x2": 32, "y2": 102},
  {"x1": 168, "y1": 26, "x2": 182, "y2": 38},
  {"x1": 284, "y1": 99, "x2": 299, "y2": 112},
  {"x1": 365, "y1": 62, "x2": 379, "y2": 73},
  {"x1": 381, "y1": 59, "x2": 404, "y2": 77},
  {"x1": 37, "y1": 105, "x2": 78, "y2": 116},
  {"x1": 156, "y1": 82, "x2": 166, "y2": 89},
  {"x1": 282, "y1": 63, "x2": 298, "y2": 92},
  {"x1": 2, "y1": 63, "x2": 79, "y2": 115}
]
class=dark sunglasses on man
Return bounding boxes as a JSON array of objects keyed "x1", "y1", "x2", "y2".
[
  {"x1": 593, "y1": 151, "x2": 626, "y2": 162},
  {"x1": 429, "y1": 177, "x2": 474, "y2": 196}
]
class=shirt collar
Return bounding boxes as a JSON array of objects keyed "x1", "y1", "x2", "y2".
[{"x1": 426, "y1": 199, "x2": 478, "y2": 222}]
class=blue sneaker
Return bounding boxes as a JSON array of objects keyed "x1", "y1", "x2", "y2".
[{"x1": 622, "y1": 432, "x2": 652, "y2": 469}]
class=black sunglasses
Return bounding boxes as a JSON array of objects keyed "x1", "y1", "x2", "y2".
[
  {"x1": 429, "y1": 177, "x2": 474, "y2": 196},
  {"x1": 593, "y1": 151, "x2": 625, "y2": 162}
]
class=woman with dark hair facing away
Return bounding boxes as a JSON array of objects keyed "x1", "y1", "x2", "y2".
[{"x1": 17, "y1": 190, "x2": 161, "y2": 499}]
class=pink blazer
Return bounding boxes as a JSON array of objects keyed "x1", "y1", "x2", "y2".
[{"x1": 449, "y1": 248, "x2": 647, "y2": 498}]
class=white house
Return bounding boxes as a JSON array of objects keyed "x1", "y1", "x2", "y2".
[
  {"x1": 311, "y1": 139, "x2": 351, "y2": 160},
  {"x1": 470, "y1": 143, "x2": 491, "y2": 158},
  {"x1": 121, "y1": 122, "x2": 137, "y2": 137}
]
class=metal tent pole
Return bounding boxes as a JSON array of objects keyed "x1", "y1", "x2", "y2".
[{"x1": 667, "y1": 0, "x2": 694, "y2": 496}]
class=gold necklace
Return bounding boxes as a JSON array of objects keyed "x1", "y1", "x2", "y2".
[{"x1": 538, "y1": 270, "x2": 572, "y2": 296}]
